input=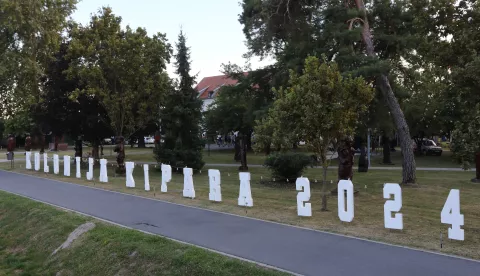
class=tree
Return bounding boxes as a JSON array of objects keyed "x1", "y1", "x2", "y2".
[
  {"x1": 39, "y1": 41, "x2": 112, "y2": 157},
  {"x1": 155, "y1": 30, "x2": 204, "y2": 170},
  {"x1": 204, "y1": 64, "x2": 276, "y2": 169},
  {"x1": 258, "y1": 56, "x2": 373, "y2": 210},
  {"x1": 0, "y1": 0, "x2": 77, "y2": 114},
  {"x1": 449, "y1": 58, "x2": 480, "y2": 182},
  {"x1": 410, "y1": 1, "x2": 480, "y2": 180},
  {"x1": 68, "y1": 7, "x2": 171, "y2": 155},
  {"x1": 240, "y1": 0, "x2": 419, "y2": 183}
]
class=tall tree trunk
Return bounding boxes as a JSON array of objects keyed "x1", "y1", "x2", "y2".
[
  {"x1": 92, "y1": 140, "x2": 100, "y2": 160},
  {"x1": 239, "y1": 134, "x2": 248, "y2": 171},
  {"x1": 474, "y1": 152, "x2": 480, "y2": 181},
  {"x1": 382, "y1": 135, "x2": 392, "y2": 164},
  {"x1": 321, "y1": 165, "x2": 328, "y2": 211},
  {"x1": 246, "y1": 133, "x2": 252, "y2": 151},
  {"x1": 354, "y1": 0, "x2": 416, "y2": 184},
  {"x1": 265, "y1": 144, "x2": 271, "y2": 156},
  {"x1": 234, "y1": 137, "x2": 241, "y2": 161},
  {"x1": 138, "y1": 135, "x2": 146, "y2": 148}
]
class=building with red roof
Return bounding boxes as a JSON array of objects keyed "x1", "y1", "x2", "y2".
[{"x1": 195, "y1": 73, "x2": 247, "y2": 111}]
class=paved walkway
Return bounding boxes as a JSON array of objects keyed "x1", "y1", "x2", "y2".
[{"x1": 0, "y1": 170, "x2": 478, "y2": 275}]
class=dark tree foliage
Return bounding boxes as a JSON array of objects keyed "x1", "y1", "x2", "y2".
[
  {"x1": 38, "y1": 41, "x2": 112, "y2": 157},
  {"x1": 239, "y1": 0, "x2": 420, "y2": 183},
  {"x1": 155, "y1": 30, "x2": 204, "y2": 170}
]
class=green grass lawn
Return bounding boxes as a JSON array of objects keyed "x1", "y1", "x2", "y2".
[
  {"x1": 0, "y1": 191, "x2": 285, "y2": 276},
  {"x1": 102, "y1": 147, "x2": 461, "y2": 169},
  {"x1": 2, "y1": 162, "x2": 479, "y2": 260}
]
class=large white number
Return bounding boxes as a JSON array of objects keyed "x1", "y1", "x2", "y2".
[
  {"x1": 383, "y1": 183, "x2": 403, "y2": 230},
  {"x1": 296, "y1": 178, "x2": 312, "y2": 217},
  {"x1": 441, "y1": 189, "x2": 464, "y2": 241},
  {"x1": 338, "y1": 180, "x2": 354, "y2": 222}
]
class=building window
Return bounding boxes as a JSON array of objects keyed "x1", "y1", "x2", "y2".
[{"x1": 208, "y1": 91, "x2": 214, "y2": 98}]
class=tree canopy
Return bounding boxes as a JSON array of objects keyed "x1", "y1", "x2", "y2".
[{"x1": 68, "y1": 7, "x2": 171, "y2": 138}]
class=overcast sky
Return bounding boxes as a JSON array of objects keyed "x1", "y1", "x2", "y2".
[{"x1": 71, "y1": 0, "x2": 274, "y2": 82}]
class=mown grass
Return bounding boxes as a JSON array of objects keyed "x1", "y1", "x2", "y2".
[
  {"x1": 0, "y1": 191, "x2": 285, "y2": 276},
  {"x1": 102, "y1": 147, "x2": 461, "y2": 168},
  {"x1": 2, "y1": 159, "x2": 479, "y2": 260}
]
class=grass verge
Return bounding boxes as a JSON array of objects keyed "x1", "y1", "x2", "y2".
[{"x1": 0, "y1": 191, "x2": 285, "y2": 276}]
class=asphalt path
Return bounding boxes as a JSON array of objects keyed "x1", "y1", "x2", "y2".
[{"x1": 0, "y1": 170, "x2": 479, "y2": 275}]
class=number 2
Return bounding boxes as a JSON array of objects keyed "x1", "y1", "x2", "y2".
[{"x1": 383, "y1": 183, "x2": 403, "y2": 230}]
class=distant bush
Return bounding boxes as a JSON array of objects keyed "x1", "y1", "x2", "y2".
[{"x1": 264, "y1": 152, "x2": 312, "y2": 182}]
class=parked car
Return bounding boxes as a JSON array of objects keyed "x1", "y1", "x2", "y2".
[
  {"x1": 413, "y1": 139, "x2": 443, "y2": 156},
  {"x1": 144, "y1": 136, "x2": 155, "y2": 144}
]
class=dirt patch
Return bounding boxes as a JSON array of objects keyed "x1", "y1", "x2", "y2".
[
  {"x1": 52, "y1": 222, "x2": 96, "y2": 255},
  {"x1": 7, "y1": 246, "x2": 26, "y2": 254}
]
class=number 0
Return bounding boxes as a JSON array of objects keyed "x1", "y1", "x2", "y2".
[{"x1": 441, "y1": 189, "x2": 464, "y2": 241}]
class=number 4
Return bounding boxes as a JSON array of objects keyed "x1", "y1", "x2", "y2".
[{"x1": 441, "y1": 189, "x2": 464, "y2": 241}]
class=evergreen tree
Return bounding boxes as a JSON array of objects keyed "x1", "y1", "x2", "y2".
[{"x1": 155, "y1": 30, "x2": 205, "y2": 170}]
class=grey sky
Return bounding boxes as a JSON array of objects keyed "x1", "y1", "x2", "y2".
[{"x1": 71, "y1": 0, "x2": 274, "y2": 82}]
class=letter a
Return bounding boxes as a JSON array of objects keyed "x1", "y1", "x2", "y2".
[
  {"x1": 183, "y1": 168, "x2": 195, "y2": 198},
  {"x1": 238, "y1": 172, "x2": 253, "y2": 207}
]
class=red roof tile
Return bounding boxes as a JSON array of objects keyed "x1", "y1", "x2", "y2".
[{"x1": 195, "y1": 73, "x2": 248, "y2": 99}]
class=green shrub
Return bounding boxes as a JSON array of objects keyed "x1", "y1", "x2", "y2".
[{"x1": 263, "y1": 152, "x2": 312, "y2": 182}]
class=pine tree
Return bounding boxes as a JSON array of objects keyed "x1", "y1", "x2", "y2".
[{"x1": 155, "y1": 30, "x2": 205, "y2": 170}]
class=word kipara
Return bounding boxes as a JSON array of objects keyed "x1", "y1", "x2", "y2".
[{"x1": 24, "y1": 152, "x2": 464, "y2": 241}]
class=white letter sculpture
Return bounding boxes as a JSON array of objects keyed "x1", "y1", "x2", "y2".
[
  {"x1": 99, "y1": 159, "x2": 108, "y2": 183},
  {"x1": 53, "y1": 154, "x2": 60, "y2": 174},
  {"x1": 43, "y1": 153, "x2": 49, "y2": 173},
  {"x1": 125, "y1": 162, "x2": 135, "y2": 188},
  {"x1": 64, "y1": 156, "x2": 71, "y2": 177},
  {"x1": 161, "y1": 164, "x2": 172, "y2": 192},
  {"x1": 183, "y1": 168, "x2": 195, "y2": 198},
  {"x1": 25, "y1": 152, "x2": 32, "y2": 170},
  {"x1": 144, "y1": 164, "x2": 150, "y2": 191},
  {"x1": 75, "y1": 157, "x2": 81, "y2": 178},
  {"x1": 384, "y1": 183, "x2": 403, "y2": 230},
  {"x1": 296, "y1": 178, "x2": 312, "y2": 217},
  {"x1": 441, "y1": 189, "x2": 464, "y2": 241},
  {"x1": 86, "y1": 157, "x2": 94, "y2": 181},
  {"x1": 34, "y1": 152, "x2": 40, "y2": 171},
  {"x1": 208, "y1": 169, "x2": 221, "y2": 202},
  {"x1": 338, "y1": 179, "x2": 354, "y2": 222},
  {"x1": 238, "y1": 172, "x2": 253, "y2": 207}
]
